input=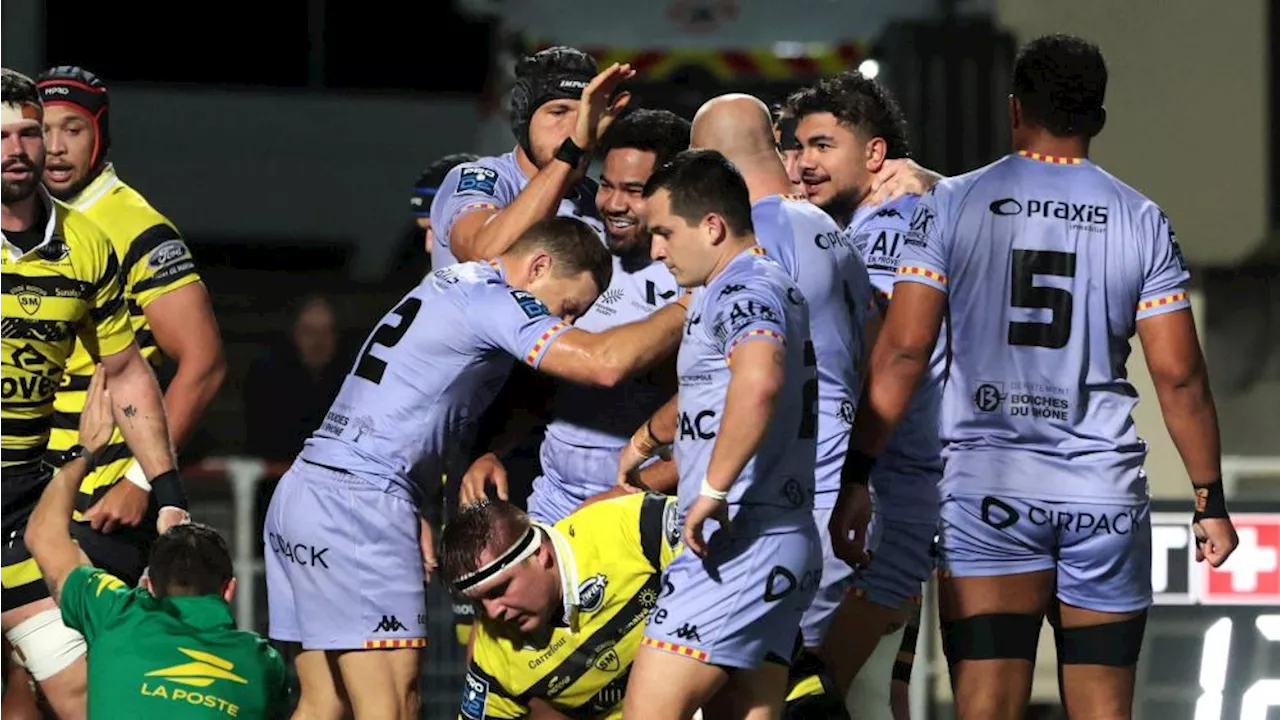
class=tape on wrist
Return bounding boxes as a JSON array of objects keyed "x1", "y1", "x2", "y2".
[
  {"x1": 699, "y1": 477, "x2": 729, "y2": 502},
  {"x1": 151, "y1": 470, "x2": 188, "y2": 511},
  {"x1": 1192, "y1": 478, "x2": 1229, "y2": 520},
  {"x1": 123, "y1": 459, "x2": 151, "y2": 491}
]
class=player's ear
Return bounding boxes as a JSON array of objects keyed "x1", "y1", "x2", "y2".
[
  {"x1": 222, "y1": 576, "x2": 238, "y2": 605},
  {"x1": 528, "y1": 250, "x2": 554, "y2": 282},
  {"x1": 702, "y1": 213, "x2": 726, "y2": 246},
  {"x1": 865, "y1": 136, "x2": 888, "y2": 173}
]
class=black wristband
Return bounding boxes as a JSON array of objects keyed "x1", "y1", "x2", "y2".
[
  {"x1": 891, "y1": 659, "x2": 913, "y2": 683},
  {"x1": 841, "y1": 449, "x2": 876, "y2": 487},
  {"x1": 1192, "y1": 478, "x2": 1229, "y2": 520},
  {"x1": 151, "y1": 469, "x2": 189, "y2": 511},
  {"x1": 69, "y1": 445, "x2": 97, "y2": 473},
  {"x1": 554, "y1": 137, "x2": 586, "y2": 168}
]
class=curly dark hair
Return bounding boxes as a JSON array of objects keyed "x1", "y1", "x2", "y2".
[
  {"x1": 597, "y1": 108, "x2": 692, "y2": 169},
  {"x1": 1013, "y1": 34, "x2": 1108, "y2": 138},
  {"x1": 784, "y1": 71, "x2": 911, "y2": 159}
]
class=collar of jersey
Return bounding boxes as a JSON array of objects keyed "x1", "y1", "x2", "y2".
[
  {"x1": 66, "y1": 162, "x2": 120, "y2": 212},
  {"x1": 536, "y1": 521, "x2": 583, "y2": 632},
  {"x1": 2, "y1": 186, "x2": 59, "y2": 262},
  {"x1": 1015, "y1": 150, "x2": 1086, "y2": 165},
  {"x1": 151, "y1": 592, "x2": 237, "y2": 631}
]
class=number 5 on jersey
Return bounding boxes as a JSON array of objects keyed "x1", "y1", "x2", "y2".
[{"x1": 1009, "y1": 249, "x2": 1077, "y2": 350}]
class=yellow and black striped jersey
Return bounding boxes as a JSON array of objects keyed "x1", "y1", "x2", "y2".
[
  {"x1": 45, "y1": 164, "x2": 201, "y2": 513},
  {"x1": 1, "y1": 189, "x2": 135, "y2": 472},
  {"x1": 462, "y1": 493, "x2": 681, "y2": 720}
]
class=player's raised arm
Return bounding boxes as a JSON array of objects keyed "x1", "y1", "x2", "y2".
[
  {"x1": 536, "y1": 299, "x2": 685, "y2": 388},
  {"x1": 448, "y1": 55, "x2": 632, "y2": 262},
  {"x1": 1133, "y1": 209, "x2": 1236, "y2": 567}
]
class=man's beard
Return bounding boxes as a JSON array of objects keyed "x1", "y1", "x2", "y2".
[{"x1": 1, "y1": 174, "x2": 39, "y2": 204}]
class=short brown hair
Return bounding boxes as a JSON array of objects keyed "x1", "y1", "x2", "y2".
[
  {"x1": 148, "y1": 523, "x2": 234, "y2": 598},
  {"x1": 507, "y1": 217, "x2": 612, "y2": 296},
  {"x1": 441, "y1": 501, "x2": 532, "y2": 587}
]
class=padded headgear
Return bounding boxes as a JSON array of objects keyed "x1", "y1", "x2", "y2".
[
  {"x1": 36, "y1": 66, "x2": 110, "y2": 169},
  {"x1": 508, "y1": 46, "x2": 597, "y2": 157}
]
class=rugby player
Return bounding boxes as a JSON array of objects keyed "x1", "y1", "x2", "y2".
[
  {"x1": 2, "y1": 67, "x2": 185, "y2": 719},
  {"x1": 444, "y1": 495, "x2": 847, "y2": 720},
  {"x1": 411, "y1": 152, "x2": 478, "y2": 255},
  {"x1": 772, "y1": 105, "x2": 804, "y2": 189},
  {"x1": 430, "y1": 46, "x2": 631, "y2": 266},
  {"x1": 685, "y1": 94, "x2": 877, "y2": 675},
  {"x1": 263, "y1": 217, "x2": 688, "y2": 719},
  {"x1": 459, "y1": 108, "x2": 691, "y2": 521},
  {"x1": 25, "y1": 365, "x2": 287, "y2": 720},
  {"x1": 786, "y1": 71, "x2": 945, "y2": 696},
  {"x1": 37, "y1": 66, "x2": 224, "y2": 586},
  {"x1": 618, "y1": 150, "x2": 822, "y2": 719},
  {"x1": 832, "y1": 34, "x2": 1239, "y2": 719}
]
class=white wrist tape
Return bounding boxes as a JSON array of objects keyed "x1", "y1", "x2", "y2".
[
  {"x1": 123, "y1": 459, "x2": 151, "y2": 491},
  {"x1": 699, "y1": 477, "x2": 729, "y2": 502}
]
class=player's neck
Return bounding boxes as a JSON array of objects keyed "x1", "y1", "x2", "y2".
[
  {"x1": 739, "y1": 159, "x2": 795, "y2": 203},
  {"x1": 707, "y1": 236, "x2": 757, "y2": 283},
  {"x1": 1016, "y1": 130, "x2": 1090, "y2": 161},
  {"x1": 515, "y1": 146, "x2": 539, "y2": 180},
  {"x1": 1, "y1": 194, "x2": 39, "y2": 232}
]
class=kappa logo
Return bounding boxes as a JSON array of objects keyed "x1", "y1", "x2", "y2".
[
  {"x1": 670, "y1": 623, "x2": 702, "y2": 642},
  {"x1": 578, "y1": 573, "x2": 608, "y2": 613},
  {"x1": 718, "y1": 283, "x2": 747, "y2": 299},
  {"x1": 13, "y1": 285, "x2": 46, "y2": 315},
  {"x1": 144, "y1": 648, "x2": 247, "y2": 687},
  {"x1": 373, "y1": 615, "x2": 407, "y2": 633}
]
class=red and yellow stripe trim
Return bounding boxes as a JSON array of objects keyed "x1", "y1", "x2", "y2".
[
  {"x1": 729, "y1": 328, "x2": 785, "y2": 353},
  {"x1": 1138, "y1": 291, "x2": 1188, "y2": 312},
  {"x1": 1017, "y1": 150, "x2": 1083, "y2": 165},
  {"x1": 363, "y1": 638, "x2": 428, "y2": 650},
  {"x1": 460, "y1": 201, "x2": 499, "y2": 214},
  {"x1": 642, "y1": 637, "x2": 710, "y2": 663},
  {"x1": 896, "y1": 266, "x2": 948, "y2": 285},
  {"x1": 748, "y1": 246, "x2": 767, "y2": 256},
  {"x1": 525, "y1": 321, "x2": 568, "y2": 366}
]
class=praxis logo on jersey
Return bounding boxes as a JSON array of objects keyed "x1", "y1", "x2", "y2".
[
  {"x1": 1152, "y1": 512, "x2": 1280, "y2": 606},
  {"x1": 988, "y1": 197, "x2": 1108, "y2": 232}
]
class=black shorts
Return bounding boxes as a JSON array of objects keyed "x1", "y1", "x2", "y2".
[{"x1": 2, "y1": 465, "x2": 53, "y2": 612}]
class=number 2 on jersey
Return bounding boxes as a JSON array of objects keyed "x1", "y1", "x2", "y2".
[
  {"x1": 353, "y1": 297, "x2": 423, "y2": 384},
  {"x1": 1008, "y1": 249, "x2": 1077, "y2": 350}
]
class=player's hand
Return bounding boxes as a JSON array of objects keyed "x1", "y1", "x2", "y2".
[
  {"x1": 571, "y1": 63, "x2": 635, "y2": 151},
  {"x1": 1193, "y1": 516, "x2": 1239, "y2": 567},
  {"x1": 864, "y1": 158, "x2": 943, "y2": 208},
  {"x1": 420, "y1": 517, "x2": 439, "y2": 583},
  {"x1": 830, "y1": 482, "x2": 873, "y2": 569},
  {"x1": 460, "y1": 452, "x2": 508, "y2": 505},
  {"x1": 78, "y1": 364, "x2": 115, "y2": 454},
  {"x1": 683, "y1": 495, "x2": 730, "y2": 558},
  {"x1": 83, "y1": 480, "x2": 148, "y2": 534},
  {"x1": 156, "y1": 506, "x2": 190, "y2": 535},
  {"x1": 890, "y1": 680, "x2": 912, "y2": 720},
  {"x1": 615, "y1": 433, "x2": 652, "y2": 490}
]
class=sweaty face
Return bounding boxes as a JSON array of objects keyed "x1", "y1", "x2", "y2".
[
  {"x1": 596, "y1": 148, "x2": 656, "y2": 256},
  {"x1": 42, "y1": 105, "x2": 96, "y2": 200},
  {"x1": 795, "y1": 112, "x2": 872, "y2": 218},
  {"x1": 527, "y1": 99, "x2": 580, "y2": 169},
  {"x1": 469, "y1": 549, "x2": 560, "y2": 637},
  {"x1": 644, "y1": 189, "x2": 717, "y2": 288},
  {"x1": 524, "y1": 267, "x2": 600, "y2": 324},
  {"x1": 1, "y1": 116, "x2": 45, "y2": 205}
]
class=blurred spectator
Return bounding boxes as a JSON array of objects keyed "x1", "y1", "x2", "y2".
[{"x1": 243, "y1": 295, "x2": 348, "y2": 462}]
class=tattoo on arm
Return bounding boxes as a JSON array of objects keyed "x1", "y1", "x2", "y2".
[
  {"x1": 772, "y1": 347, "x2": 786, "y2": 367},
  {"x1": 121, "y1": 404, "x2": 137, "y2": 426}
]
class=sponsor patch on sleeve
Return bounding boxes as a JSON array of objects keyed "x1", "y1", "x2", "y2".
[
  {"x1": 458, "y1": 166, "x2": 499, "y2": 195},
  {"x1": 509, "y1": 290, "x2": 550, "y2": 319},
  {"x1": 460, "y1": 671, "x2": 489, "y2": 720},
  {"x1": 662, "y1": 499, "x2": 680, "y2": 548},
  {"x1": 147, "y1": 239, "x2": 192, "y2": 270}
]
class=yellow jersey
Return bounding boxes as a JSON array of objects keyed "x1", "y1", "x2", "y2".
[
  {"x1": 1, "y1": 188, "x2": 135, "y2": 473},
  {"x1": 44, "y1": 164, "x2": 201, "y2": 512},
  {"x1": 462, "y1": 493, "x2": 681, "y2": 720}
]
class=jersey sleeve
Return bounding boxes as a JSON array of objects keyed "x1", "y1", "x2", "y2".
[
  {"x1": 708, "y1": 281, "x2": 790, "y2": 360},
  {"x1": 121, "y1": 223, "x2": 201, "y2": 308},
  {"x1": 58, "y1": 565, "x2": 132, "y2": 643},
  {"x1": 460, "y1": 657, "x2": 529, "y2": 719},
  {"x1": 895, "y1": 186, "x2": 952, "y2": 295},
  {"x1": 634, "y1": 493, "x2": 682, "y2": 571},
  {"x1": 1136, "y1": 206, "x2": 1192, "y2": 320},
  {"x1": 432, "y1": 163, "x2": 506, "y2": 252},
  {"x1": 81, "y1": 239, "x2": 136, "y2": 359},
  {"x1": 470, "y1": 284, "x2": 572, "y2": 368}
]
